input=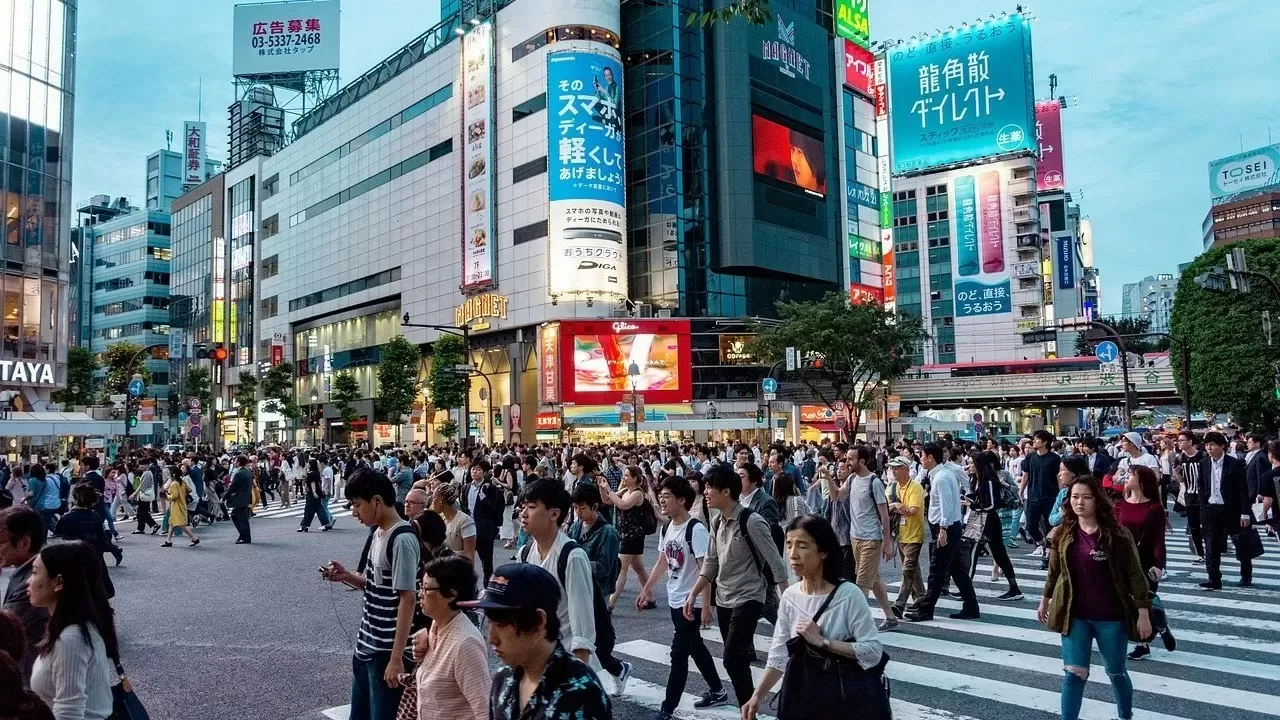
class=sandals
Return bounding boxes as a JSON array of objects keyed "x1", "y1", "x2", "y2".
[
  {"x1": 160, "y1": 542, "x2": 173, "y2": 548},
  {"x1": 190, "y1": 538, "x2": 200, "y2": 547}
]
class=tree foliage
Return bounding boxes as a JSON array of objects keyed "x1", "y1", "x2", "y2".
[
  {"x1": 330, "y1": 371, "x2": 362, "y2": 427},
  {"x1": 261, "y1": 363, "x2": 302, "y2": 420},
  {"x1": 437, "y1": 418, "x2": 459, "y2": 441},
  {"x1": 181, "y1": 365, "x2": 213, "y2": 411},
  {"x1": 235, "y1": 371, "x2": 259, "y2": 425},
  {"x1": 687, "y1": 0, "x2": 770, "y2": 27},
  {"x1": 1072, "y1": 315, "x2": 1171, "y2": 356},
  {"x1": 53, "y1": 347, "x2": 98, "y2": 407},
  {"x1": 1170, "y1": 237, "x2": 1280, "y2": 430},
  {"x1": 429, "y1": 333, "x2": 467, "y2": 411},
  {"x1": 747, "y1": 293, "x2": 927, "y2": 439},
  {"x1": 377, "y1": 335, "x2": 423, "y2": 430},
  {"x1": 101, "y1": 342, "x2": 152, "y2": 397}
]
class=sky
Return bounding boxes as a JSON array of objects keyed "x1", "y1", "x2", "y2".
[{"x1": 72, "y1": 0, "x2": 1280, "y2": 315}]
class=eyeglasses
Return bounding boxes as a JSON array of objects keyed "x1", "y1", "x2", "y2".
[{"x1": 419, "y1": 585, "x2": 443, "y2": 595}]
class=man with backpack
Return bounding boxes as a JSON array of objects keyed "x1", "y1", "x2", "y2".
[
  {"x1": 828, "y1": 446, "x2": 899, "y2": 631},
  {"x1": 685, "y1": 464, "x2": 788, "y2": 709},
  {"x1": 637, "y1": 476, "x2": 729, "y2": 719},
  {"x1": 24, "y1": 464, "x2": 60, "y2": 535},
  {"x1": 518, "y1": 479, "x2": 631, "y2": 696}
]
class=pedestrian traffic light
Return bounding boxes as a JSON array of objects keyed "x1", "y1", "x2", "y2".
[
  {"x1": 492, "y1": 410, "x2": 502, "y2": 428},
  {"x1": 210, "y1": 344, "x2": 228, "y2": 362},
  {"x1": 127, "y1": 415, "x2": 138, "y2": 428},
  {"x1": 756, "y1": 408, "x2": 765, "y2": 424}
]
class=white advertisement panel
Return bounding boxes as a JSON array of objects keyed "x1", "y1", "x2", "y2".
[
  {"x1": 546, "y1": 50, "x2": 627, "y2": 299},
  {"x1": 232, "y1": 0, "x2": 340, "y2": 76},
  {"x1": 461, "y1": 22, "x2": 496, "y2": 290},
  {"x1": 182, "y1": 121, "x2": 206, "y2": 185}
]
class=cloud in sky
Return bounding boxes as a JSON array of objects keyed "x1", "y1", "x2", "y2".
[{"x1": 72, "y1": 1, "x2": 1280, "y2": 315}]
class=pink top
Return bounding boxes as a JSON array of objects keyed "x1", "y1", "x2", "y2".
[{"x1": 414, "y1": 612, "x2": 491, "y2": 720}]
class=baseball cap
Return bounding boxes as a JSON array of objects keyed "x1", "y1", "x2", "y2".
[
  {"x1": 1123, "y1": 432, "x2": 1143, "y2": 448},
  {"x1": 887, "y1": 456, "x2": 912, "y2": 469},
  {"x1": 459, "y1": 563, "x2": 561, "y2": 615}
]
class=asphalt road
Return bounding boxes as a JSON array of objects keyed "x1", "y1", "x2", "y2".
[{"x1": 11, "y1": 502, "x2": 1278, "y2": 720}]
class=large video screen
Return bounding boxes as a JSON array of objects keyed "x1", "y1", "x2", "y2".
[
  {"x1": 752, "y1": 115, "x2": 827, "y2": 196},
  {"x1": 557, "y1": 320, "x2": 692, "y2": 405}
]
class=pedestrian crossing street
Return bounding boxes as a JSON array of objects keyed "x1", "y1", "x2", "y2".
[{"x1": 605, "y1": 529, "x2": 1280, "y2": 720}]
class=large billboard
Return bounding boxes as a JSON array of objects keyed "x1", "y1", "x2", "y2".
[
  {"x1": 546, "y1": 50, "x2": 627, "y2": 299},
  {"x1": 888, "y1": 15, "x2": 1036, "y2": 175},
  {"x1": 182, "y1": 122, "x2": 206, "y2": 185},
  {"x1": 1035, "y1": 101, "x2": 1065, "y2": 191},
  {"x1": 834, "y1": 0, "x2": 870, "y2": 49},
  {"x1": 752, "y1": 115, "x2": 827, "y2": 197},
  {"x1": 461, "y1": 22, "x2": 496, "y2": 290},
  {"x1": 558, "y1": 319, "x2": 691, "y2": 406},
  {"x1": 951, "y1": 166, "x2": 1012, "y2": 318},
  {"x1": 1208, "y1": 144, "x2": 1280, "y2": 205},
  {"x1": 843, "y1": 41, "x2": 875, "y2": 98},
  {"x1": 232, "y1": 0, "x2": 340, "y2": 77}
]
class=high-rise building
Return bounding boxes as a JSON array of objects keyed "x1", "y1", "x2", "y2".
[
  {"x1": 145, "y1": 149, "x2": 221, "y2": 212},
  {"x1": 1, "y1": 0, "x2": 77, "y2": 407},
  {"x1": 1121, "y1": 273, "x2": 1177, "y2": 334},
  {"x1": 1203, "y1": 144, "x2": 1280, "y2": 249}
]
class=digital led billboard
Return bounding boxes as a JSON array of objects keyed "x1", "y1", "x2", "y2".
[
  {"x1": 558, "y1": 319, "x2": 692, "y2": 405},
  {"x1": 888, "y1": 15, "x2": 1036, "y2": 175},
  {"x1": 752, "y1": 115, "x2": 827, "y2": 196}
]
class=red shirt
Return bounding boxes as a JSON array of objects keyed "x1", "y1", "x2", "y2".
[
  {"x1": 1114, "y1": 499, "x2": 1167, "y2": 574},
  {"x1": 1068, "y1": 529, "x2": 1125, "y2": 621}
]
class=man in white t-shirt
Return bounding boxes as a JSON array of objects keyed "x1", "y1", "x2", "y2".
[
  {"x1": 1115, "y1": 432, "x2": 1160, "y2": 489},
  {"x1": 637, "y1": 476, "x2": 729, "y2": 717}
]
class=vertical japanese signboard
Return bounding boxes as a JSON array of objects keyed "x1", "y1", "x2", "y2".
[
  {"x1": 843, "y1": 40, "x2": 874, "y2": 98},
  {"x1": 461, "y1": 22, "x2": 496, "y2": 290},
  {"x1": 182, "y1": 122, "x2": 206, "y2": 185},
  {"x1": 1056, "y1": 235, "x2": 1075, "y2": 289},
  {"x1": 888, "y1": 15, "x2": 1036, "y2": 174},
  {"x1": 539, "y1": 323, "x2": 561, "y2": 405},
  {"x1": 1035, "y1": 101, "x2": 1065, "y2": 191},
  {"x1": 953, "y1": 166, "x2": 1012, "y2": 318},
  {"x1": 834, "y1": 0, "x2": 870, "y2": 49},
  {"x1": 546, "y1": 50, "x2": 627, "y2": 299}
]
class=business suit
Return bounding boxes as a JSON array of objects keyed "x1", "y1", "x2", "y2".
[
  {"x1": 226, "y1": 466, "x2": 255, "y2": 543},
  {"x1": 1, "y1": 557, "x2": 46, "y2": 678},
  {"x1": 459, "y1": 477, "x2": 506, "y2": 583},
  {"x1": 1245, "y1": 449, "x2": 1269, "y2": 499},
  {"x1": 744, "y1": 486, "x2": 782, "y2": 527},
  {"x1": 1197, "y1": 453, "x2": 1254, "y2": 587}
]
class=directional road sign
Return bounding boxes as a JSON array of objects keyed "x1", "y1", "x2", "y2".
[
  {"x1": 761, "y1": 378, "x2": 778, "y2": 394},
  {"x1": 127, "y1": 379, "x2": 145, "y2": 397},
  {"x1": 1094, "y1": 340, "x2": 1120, "y2": 364}
]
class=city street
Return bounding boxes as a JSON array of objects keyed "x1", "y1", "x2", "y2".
[{"x1": 9, "y1": 503, "x2": 1277, "y2": 720}]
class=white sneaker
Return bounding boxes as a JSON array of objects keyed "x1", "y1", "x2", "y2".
[{"x1": 1027, "y1": 547, "x2": 1044, "y2": 557}]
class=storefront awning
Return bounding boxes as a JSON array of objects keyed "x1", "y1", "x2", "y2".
[
  {"x1": 803, "y1": 422, "x2": 840, "y2": 433},
  {"x1": 0, "y1": 412, "x2": 163, "y2": 437},
  {"x1": 563, "y1": 404, "x2": 694, "y2": 425}
]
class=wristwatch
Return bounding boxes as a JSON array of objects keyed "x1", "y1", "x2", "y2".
[{"x1": 821, "y1": 638, "x2": 831, "y2": 650}]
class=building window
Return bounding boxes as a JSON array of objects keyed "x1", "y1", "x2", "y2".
[
  {"x1": 511, "y1": 25, "x2": 620, "y2": 63},
  {"x1": 260, "y1": 214, "x2": 279, "y2": 240},
  {"x1": 512, "y1": 156, "x2": 548, "y2": 184},
  {"x1": 288, "y1": 267, "x2": 402, "y2": 312},
  {"x1": 513, "y1": 220, "x2": 548, "y2": 245},
  {"x1": 513, "y1": 93, "x2": 547, "y2": 123},
  {"x1": 261, "y1": 254, "x2": 279, "y2": 279},
  {"x1": 262, "y1": 174, "x2": 279, "y2": 200},
  {"x1": 260, "y1": 296, "x2": 278, "y2": 318},
  {"x1": 289, "y1": 141, "x2": 453, "y2": 227}
]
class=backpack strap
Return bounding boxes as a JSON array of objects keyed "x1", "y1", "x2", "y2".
[
  {"x1": 357, "y1": 527, "x2": 377, "y2": 574},
  {"x1": 357, "y1": 524, "x2": 415, "y2": 575},
  {"x1": 685, "y1": 517, "x2": 701, "y2": 546},
  {"x1": 519, "y1": 542, "x2": 533, "y2": 564},
  {"x1": 736, "y1": 508, "x2": 771, "y2": 582},
  {"x1": 556, "y1": 540, "x2": 582, "y2": 589},
  {"x1": 812, "y1": 579, "x2": 845, "y2": 623}
]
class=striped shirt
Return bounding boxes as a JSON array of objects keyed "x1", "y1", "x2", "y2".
[{"x1": 355, "y1": 521, "x2": 420, "y2": 660}]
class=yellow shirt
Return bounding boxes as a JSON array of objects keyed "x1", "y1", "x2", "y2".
[{"x1": 889, "y1": 479, "x2": 926, "y2": 544}]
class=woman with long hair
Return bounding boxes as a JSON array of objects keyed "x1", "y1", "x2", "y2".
[
  {"x1": 28, "y1": 541, "x2": 120, "y2": 720},
  {"x1": 743, "y1": 515, "x2": 885, "y2": 720},
  {"x1": 297, "y1": 457, "x2": 327, "y2": 532},
  {"x1": 0, "y1": 609, "x2": 54, "y2": 720},
  {"x1": 685, "y1": 471, "x2": 711, "y2": 526},
  {"x1": 771, "y1": 472, "x2": 810, "y2": 523},
  {"x1": 598, "y1": 464, "x2": 653, "y2": 610},
  {"x1": 161, "y1": 465, "x2": 199, "y2": 548},
  {"x1": 1038, "y1": 475, "x2": 1152, "y2": 720},
  {"x1": 1116, "y1": 465, "x2": 1175, "y2": 661},
  {"x1": 967, "y1": 451, "x2": 1022, "y2": 600}
]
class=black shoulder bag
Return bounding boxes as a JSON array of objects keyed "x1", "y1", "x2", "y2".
[{"x1": 775, "y1": 581, "x2": 893, "y2": 720}]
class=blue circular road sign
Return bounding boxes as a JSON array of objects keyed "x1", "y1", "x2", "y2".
[
  {"x1": 1095, "y1": 340, "x2": 1120, "y2": 364},
  {"x1": 127, "y1": 379, "x2": 145, "y2": 397},
  {"x1": 178, "y1": 411, "x2": 189, "y2": 424},
  {"x1": 761, "y1": 378, "x2": 778, "y2": 393},
  {"x1": 188, "y1": 426, "x2": 202, "y2": 439}
]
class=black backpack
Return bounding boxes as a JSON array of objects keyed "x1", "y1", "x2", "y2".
[
  {"x1": 733, "y1": 508, "x2": 782, "y2": 624},
  {"x1": 54, "y1": 473, "x2": 70, "y2": 513},
  {"x1": 661, "y1": 517, "x2": 703, "y2": 548},
  {"x1": 521, "y1": 540, "x2": 616, "y2": 658}
]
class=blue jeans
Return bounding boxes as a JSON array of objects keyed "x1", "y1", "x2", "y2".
[
  {"x1": 1061, "y1": 619, "x2": 1133, "y2": 720},
  {"x1": 319, "y1": 496, "x2": 334, "y2": 526},
  {"x1": 349, "y1": 653, "x2": 402, "y2": 720}
]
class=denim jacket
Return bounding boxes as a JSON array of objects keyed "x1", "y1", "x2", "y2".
[{"x1": 568, "y1": 516, "x2": 621, "y2": 592}]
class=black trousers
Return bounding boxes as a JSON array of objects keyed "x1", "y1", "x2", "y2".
[
  {"x1": 1024, "y1": 496, "x2": 1055, "y2": 546},
  {"x1": 135, "y1": 500, "x2": 158, "y2": 532},
  {"x1": 475, "y1": 534, "x2": 497, "y2": 585},
  {"x1": 300, "y1": 494, "x2": 322, "y2": 529},
  {"x1": 1185, "y1": 497, "x2": 1204, "y2": 557},
  {"x1": 917, "y1": 522, "x2": 978, "y2": 615},
  {"x1": 969, "y1": 511, "x2": 1020, "y2": 592},
  {"x1": 1203, "y1": 504, "x2": 1251, "y2": 585},
  {"x1": 231, "y1": 506, "x2": 252, "y2": 543},
  {"x1": 664, "y1": 607, "x2": 724, "y2": 713},
  {"x1": 716, "y1": 600, "x2": 763, "y2": 705}
]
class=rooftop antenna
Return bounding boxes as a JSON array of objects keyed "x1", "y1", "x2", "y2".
[
  {"x1": 1048, "y1": 72, "x2": 1058, "y2": 98},
  {"x1": 165, "y1": 129, "x2": 173, "y2": 151}
]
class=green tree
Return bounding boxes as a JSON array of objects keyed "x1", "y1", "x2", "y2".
[
  {"x1": 687, "y1": 0, "x2": 770, "y2": 27},
  {"x1": 235, "y1": 371, "x2": 259, "y2": 426},
  {"x1": 747, "y1": 293, "x2": 927, "y2": 440},
  {"x1": 53, "y1": 347, "x2": 98, "y2": 407},
  {"x1": 1072, "y1": 315, "x2": 1171, "y2": 356},
  {"x1": 429, "y1": 334, "x2": 467, "y2": 412},
  {"x1": 330, "y1": 371, "x2": 362, "y2": 427},
  {"x1": 1171, "y1": 237, "x2": 1280, "y2": 430},
  {"x1": 181, "y1": 365, "x2": 213, "y2": 411},
  {"x1": 377, "y1": 335, "x2": 423, "y2": 443},
  {"x1": 261, "y1": 363, "x2": 302, "y2": 420},
  {"x1": 100, "y1": 342, "x2": 152, "y2": 398},
  {"x1": 437, "y1": 418, "x2": 459, "y2": 441}
]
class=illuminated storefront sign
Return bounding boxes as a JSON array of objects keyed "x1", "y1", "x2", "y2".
[
  {"x1": 718, "y1": 335, "x2": 759, "y2": 366},
  {"x1": 454, "y1": 293, "x2": 509, "y2": 329},
  {"x1": 539, "y1": 323, "x2": 560, "y2": 405},
  {"x1": 834, "y1": 0, "x2": 870, "y2": 49},
  {"x1": 0, "y1": 360, "x2": 55, "y2": 386},
  {"x1": 557, "y1": 319, "x2": 692, "y2": 405},
  {"x1": 760, "y1": 12, "x2": 812, "y2": 80},
  {"x1": 536, "y1": 412, "x2": 562, "y2": 431}
]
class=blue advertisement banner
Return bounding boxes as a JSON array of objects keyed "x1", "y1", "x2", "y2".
[
  {"x1": 547, "y1": 51, "x2": 625, "y2": 205},
  {"x1": 955, "y1": 278, "x2": 1011, "y2": 317},
  {"x1": 847, "y1": 181, "x2": 879, "y2": 210},
  {"x1": 1056, "y1": 235, "x2": 1075, "y2": 289},
  {"x1": 888, "y1": 15, "x2": 1036, "y2": 174},
  {"x1": 954, "y1": 175, "x2": 979, "y2": 276}
]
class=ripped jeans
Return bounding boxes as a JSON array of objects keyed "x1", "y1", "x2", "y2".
[{"x1": 1061, "y1": 618, "x2": 1133, "y2": 720}]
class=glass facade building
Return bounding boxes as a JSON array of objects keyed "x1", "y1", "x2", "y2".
[{"x1": 0, "y1": 0, "x2": 76, "y2": 395}]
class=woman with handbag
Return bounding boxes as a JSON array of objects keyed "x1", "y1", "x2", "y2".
[
  {"x1": 160, "y1": 471, "x2": 200, "y2": 548},
  {"x1": 1037, "y1": 475, "x2": 1152, "y2": 720},
  {"x1": 599, "y1": 465, "x2": 656, "y2": 611},
  {"x1": 127, "y1": 462, "x2": 159, "y2": 536},
  {"x1": 966, "y1": 451, "x2": 1023, "y2": 601},
  {"x1": 743, "y1": 515, "x2": 889, "y2": 720},
  {"x1": 1115, "y1": 465, "x2": 1175, "y2": 661}
]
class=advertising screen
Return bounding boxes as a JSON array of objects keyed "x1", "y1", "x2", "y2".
[
  {"x1": 752, "y1": 115, "x2": 827, "y2": 196},
  {"x1": 1035, "y1": 101, "x2": 1065, "y2": 191},
  {"x1": 232, "y1": 0, "x2": 340, "y2": 76},
  {"x1": 546, "y1": 50, "x2": 628, "y2": 298},
  {"x1": 888, "y1": 15, "x2": 1036, "y2": 175},
  {"x1": 461, "y1": 22, "x2": 495, "y2": 289},
  {"x1": 952, "y1": 166, "x2": 1012, "y2": 318},
  {"x1": 834, "y1": 0, "x2": 870, "y2": 49},
  {"x1": 1208, "y1": 144, "x2": 1280, "y2": 205},
  {"x1": 558, "y1": 320, "x2": 691, "y2": 405}
]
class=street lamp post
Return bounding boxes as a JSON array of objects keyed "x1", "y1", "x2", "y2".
[
  {"x1": 402, "y1": 314, "x2": 472, "y2": 448},
  {"x1": 627, "y1": 361, "x2": 641, "y2": 446}
]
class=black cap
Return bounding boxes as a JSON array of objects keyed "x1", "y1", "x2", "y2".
[{"x1": 458, "y1": 563, "x2": 561, "y2": 615}]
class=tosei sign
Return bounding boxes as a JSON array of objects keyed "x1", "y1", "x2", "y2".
[
  {"x1": 1208, "y1": 144, "x2": 1280, "y2": 204},
  {"x1": 232, "y1": 0, "x2": 340, "y2": 76}
]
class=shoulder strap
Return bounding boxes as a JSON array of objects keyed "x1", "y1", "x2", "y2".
[
  {"x1": 812, "y1": 580, "x2": 846, "y2": 623},
  {"x1": 685, "y1": 517, "x2": 701, "y2": 545},
  {"x1": 661, "y1": 520, "x2": 671, "y2": 538},
  {"x1": 737, "y1": 508, "x2": 766, "y2": 576},
  {"x1": 556, "y1": 540, "x2": 581, "y2": 589},
  {"x1": 519, "y1": 542, "x2": 533, "y2": 564},
  {"x1": 356, "y1": 526, "x2": 377, "y2": 574}
]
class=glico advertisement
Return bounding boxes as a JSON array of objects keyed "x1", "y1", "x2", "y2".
[
  {"x1": 546, "y1": 50, "x2": 627, "y2": 299},
  {"x1": 888, "y1": 14, "x2": 1036, "y2": 175},
  {"x1": 556, "y1": 319, "x2": 692, "y2": 406}
]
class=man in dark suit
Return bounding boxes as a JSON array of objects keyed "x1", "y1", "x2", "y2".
[
  {"x1": 0, "y1": 506, "x2": 48, "y2": 678},
  {"x1": 1198, "y1": 432, "x2": 1254, "y2": 589},
  {"x1": 459, "y1": 458, "x2": 507, "y2": 585},
  {"x1": 226, "y1": 455, "x2": 256, "y2": 544},
  {"x1": 1245, "y1": 433, "x2": 1270, "y2": 499}
]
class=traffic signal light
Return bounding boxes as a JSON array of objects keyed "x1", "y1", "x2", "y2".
[
  {"x1": 211, "y1": 344, "x2": 228, "y2": 362},
  {"x1": 127, "y1": 415, "x2": 138, "y2": 428},
  {"x1": 756, "y1": 408, "x2": 765, "y2": 424},
  {"x1": 194, "y1": 344, "x2": 209, "y2": 359},
  {"x1": 492, "y1": 410, "x2": 502, "y2": 428}
]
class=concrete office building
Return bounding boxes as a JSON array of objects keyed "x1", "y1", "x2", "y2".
[
  {"x1": 146, "y1": 148, "x2": 221, "y2": 212},
  {"x1": 1120, "y1": 273, "x2": 1177, "y2": 335},
  {"x1": 1204, "y1": 144, "x2": 1280, "y2": 250}
]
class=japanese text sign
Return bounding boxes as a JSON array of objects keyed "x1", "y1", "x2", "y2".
[
  {"x1": 232, "y1": 0, "x2": 340, "y2": 76},
  {"x1": 182, "y1": 121, "x2": 206, "y2": 185},
  {"x1": 1035, "y1": 101, "x2": 1065, "y2": 191}
]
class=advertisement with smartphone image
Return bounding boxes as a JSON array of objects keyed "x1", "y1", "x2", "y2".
[{"x1": 546, "y1": 49, "x2": 627, "y2": 298}]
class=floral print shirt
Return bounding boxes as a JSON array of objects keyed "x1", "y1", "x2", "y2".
[{"x1": 489, "y1": 643, "x2": 611, "y2": 720}]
